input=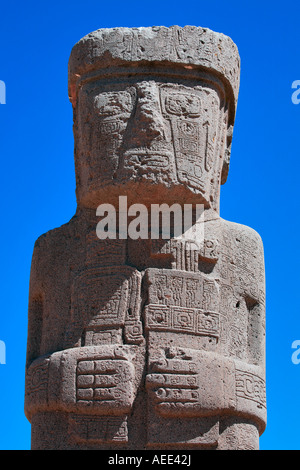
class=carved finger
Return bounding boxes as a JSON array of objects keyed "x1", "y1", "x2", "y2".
[
  {"x1": 146, "y1": 373, "x2": 198, "y2": 388},
  {"x1": 149, "y1": 359, "x2": 197, "y2": 374},
  {"x1": 153, "y1": 387, "x2": 199, "y2": 403}
]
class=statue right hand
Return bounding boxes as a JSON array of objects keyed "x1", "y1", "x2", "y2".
[
  {"x1": 74, "y1": 346, "x2": 136, "y2": 414},
  {"x1": 25, "y1": 345, "x2": 136, "y2": 418}
]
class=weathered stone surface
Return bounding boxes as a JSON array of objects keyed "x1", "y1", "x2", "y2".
[{"x1": 25, "y1": 26, "x2": 266, "y2": 450}]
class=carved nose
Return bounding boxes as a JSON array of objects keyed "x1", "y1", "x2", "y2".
[{"x1": 128, "y1": 82, "x2": 166, "y2": 144}]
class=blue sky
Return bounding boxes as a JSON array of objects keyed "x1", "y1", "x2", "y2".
[{"x1": 0, "y1": 0, "x2": 299, "y2": 450}]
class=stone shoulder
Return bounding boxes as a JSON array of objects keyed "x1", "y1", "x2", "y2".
[
  {"x1": 220, "y1": 218, "x2": 264, "y2": 253},
  {"x1": 33, "y1": 215, "x2": 78, "y2": 252},
  {"x1": 29, "y1": 215, "x2": 80, "y2": 290}
]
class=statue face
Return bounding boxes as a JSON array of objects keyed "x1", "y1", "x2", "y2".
[{"x1": 75, "y1": 75, "x2": 229, "y2": 209}]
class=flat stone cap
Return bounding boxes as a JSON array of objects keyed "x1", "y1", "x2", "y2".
[{"x1": 68, "y1": 25, "x2": 240, "y2": 120}]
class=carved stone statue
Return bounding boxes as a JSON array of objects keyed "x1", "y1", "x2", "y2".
[{"x1": 25, "y1": 26, "x2": 266, "y2": 450}]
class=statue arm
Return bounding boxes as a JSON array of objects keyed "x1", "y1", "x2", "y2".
[{"x1": 26, "y1": 237, "x2": 46, "y2": 368}]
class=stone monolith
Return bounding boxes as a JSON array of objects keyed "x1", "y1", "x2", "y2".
[{"x1": 25, "y1": 26, "x2": 266, "y2": 450}]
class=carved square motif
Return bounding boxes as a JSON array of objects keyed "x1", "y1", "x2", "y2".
[
  {"x1": 196, "y1": 311, "x2": 219, "y2": 336},
  {"x1": 172, "y1": 307, "x2": 195, "y2": 332},
  {"x1": 145, "y1": 305, "x2": 170, "y2": 329}
]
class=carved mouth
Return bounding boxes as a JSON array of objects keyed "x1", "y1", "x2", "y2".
[{"x1": 124, "y1": 151, "x2": 172, "y2": 168}]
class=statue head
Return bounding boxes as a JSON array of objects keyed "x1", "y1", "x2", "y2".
[{"x1": 68, "y1": 26, "x2": 240, "y2": 212}]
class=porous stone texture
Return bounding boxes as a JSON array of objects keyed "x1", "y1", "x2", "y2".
[{"x1": 25, "y1": 26, "x2": 266, "y2": 450}]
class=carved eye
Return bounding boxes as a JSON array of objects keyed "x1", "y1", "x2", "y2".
[
  {"x1": 165, "y1": 93, "x2": 201, "y2": 117},
  {"x1": 94, "y1": 91, "x2": 133, "y2": 116}
]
